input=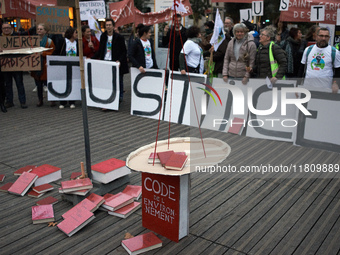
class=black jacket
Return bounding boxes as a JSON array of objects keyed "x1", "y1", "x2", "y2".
[
  {"x1": 128, "y1": 39, "x2": 158, "y2": 69},
  {"x1": 96, "y1": 31, "x2": 129, "y2": 75}
]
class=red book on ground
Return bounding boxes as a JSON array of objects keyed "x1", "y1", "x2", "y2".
[
  {"x1": 157, "y1": 151, "x2": 174, "y2": 166},
  {"x1": 122, "y1": 185, "x2": 142, "y2": 200},
  {"x1": 228, "y1": 117, "x2": 244, "y2": 135},
  {"x1": 91, "y1": 158, "x2": 131, "y2": 184},
  {"x1": 30, "y1": 164, "x2": 61, "y2": 186},
  {"x1": 36, "y1": 196, "x2": 58, "y2": 205},
  {"x1": 32, "y1": 204, "x2": 54, "y2": 224},
  {"x1": 108, "y1": 201, "x2": 141, "y2": 218},
  {"x1": 99, "y1": 193, "x2": 115, "y2": 211},
  {"x1": 70, "y1": 172, "x2": 82, "y2": 180},
  {"x1": 164, "y1": 154, "x2": 188, "y2": 171},
  {"x1": 33, "y1": 183, "x2": 54, "y2": 194},
  {"x1": 101, "y1": 192, "x2": 134, "y2": 211},
  {"x1": 62, "y1": 198, "x2": 97, "y2": 219},
  {"x1": 8, "y1": 172, "x2": 38, "y2": 196},
  {"x1": 0, "y1": 182, "x2": 13, "y2": 192},
  {"x1": 59, "y1": 187, "x2": 91, "y2": 196},
  {"x1": 87, "y1": 193, "x2": 105, "y2": 209},
  {"x1": 14, "y1": 165, "x2": 36, "y2": 176},
  {"x1": 121, "y1": 232, "x2": 162, "y2": 254},
  {"x1": 27, "y1": 190, "x2": 45, "y2": 198},
  {"x1": 57, "y1": 208, "x2": 95, "y2": 237},
  {"x1": 61, "y1": 178, "x2": 93, "y2": 193},
  {"x1": 0, "y1": 174, "x2": 5, "y2": 182}
]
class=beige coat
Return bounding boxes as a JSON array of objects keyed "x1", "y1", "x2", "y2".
[{"x1": 222, "y1": 34, "x2": 256, "y2": 78}]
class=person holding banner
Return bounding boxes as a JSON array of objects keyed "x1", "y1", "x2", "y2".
[
  {"x1": 82, "y1": 25, "x2": 99, "y2": 59},
  {"x1": 179, "y1": 26, "x2": 204, "y2": 74},
  {"x1": 253, "y1": 25, "x2": 287, "y2": 84},
  {"x1": 300, "y1": 27, "x2": 340, "y2": 93},
  {"x1": 96, "y1": 18, "x2": 129, "y2": 102},
  {"x1": 30, "y1": 23, "x2": 55, "y2": 107},
  {"x1": 54, "y1": 27, "x2": 78, "y2": 109},
  {"x1": 222, "y1": 23, "x2": 256, "y2": 85},
  {"x1": 129, "y1": 24, "x2": 158, "y2": 73},
  {"x1": 1, "y1": 23, "x2": 27, "y2": 109}
]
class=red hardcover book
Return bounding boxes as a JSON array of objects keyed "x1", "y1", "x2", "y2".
[
  {"x1": 164, "y1": 154, "x2": 188, "y2": 171},
  {"x1": 101, "y1": 192, "x2": 134, "y2": 211},
  {"x1": 121, "y1": 232, "x2": 162, "y2": 254},
  {"x1": 228, "y1": 117, "x2": 245, "y2": 135},
  {"x1": 108, "y1": 201, "x2": 141, "y2": 218},
  {"x1": 87, "y1": 193, "x2": 105, "y2": 209},
  {"x1": 70, "y1": 172, "x2": 82, "y2": 180},
  {"x1": 60, "y1": 178, "x2": 93, "y2": 193},
  {"x1": 57, "y1": 208, "x2": 95, "y2": 237},
  {"x1": 32, "y1": 204, "x2": 54, "y2": 224},
  {"x1": 122, "y1": 185, "x2": 142, "y2": 200},
  {"x1": 142, "y1": 172, "x2": 189, "y2": 242},
  {"x1": 59, "y1": 188, "x2": 91, "y2": 196},
  {"x1": 62, "y1": 198, "x2": 97, "y2": 219},
  {"x1": 91, "y1": 158, "x2": 131, "y2": 184},
  {"x1": 13, "y1": 165, "x2": 36, "y2": 176},
  {"x1": 33, "y1": 183, "x2": 54, "y2": 194},
  {"x1": 99, "y1": 193, "x2": 115, "y2": 211},
  {"x1": 27, "y1": 190, "x2": 45, "y2": 198},
  {"x1": 157, "y1": 151, "x2": 174, "y2": 166},
  {"x1": 0, "y1": 182, "x2": 13, "y2": 192},
  {"x1": 0, "y1": 174, "x2": 5, "y2": 182},
  {"x1": 36, "y1": 196, "x2": 58, "y2": 205},
  {"x1": 8, "y1": 172, "x2": 38, "y2": 196},
  {"x1": 30, "y1": 164, "x2": 61, "y2": 186},
  {"x1": 148, "y1": 153, "x2": 160, "y2": 164}
]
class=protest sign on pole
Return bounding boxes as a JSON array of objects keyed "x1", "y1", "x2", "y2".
[
  {"x1": 36, "y1": 6, "x2": 70, "y2": 34},
  {"x1": 79, "y1": 1, "x2": 106, "y2": 20}
]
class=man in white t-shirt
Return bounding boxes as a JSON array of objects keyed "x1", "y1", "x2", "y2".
[{"x1": 301, "y1": 27, "x2": 340, "y2": 93}]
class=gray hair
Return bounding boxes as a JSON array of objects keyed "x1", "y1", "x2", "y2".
[
  {"x1": 317, "y1": 27, "x2": 330, "y2": 35},
  {"x1": 225, "y1": 17, "x2": 234, "y2": 24},
  {"x1": 261, "y1": 25, "x2": 276, "y2": 40},
  {"x1": 233, "y1": 23, "x2": 248, "y2": 36}
]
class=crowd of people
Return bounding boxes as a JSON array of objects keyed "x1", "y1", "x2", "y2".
[{"x1": 0, "y1": 16, "x2": 340, "y2": 114}]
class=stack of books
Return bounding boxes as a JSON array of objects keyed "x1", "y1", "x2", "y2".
[
  {"x1": 156, "y1": 151, "x2": 188, "y2": 171},
  {"x1": 59, "y1": 178, "x2": 93, "y2": 196},
  {"x1": 91, "y1": 158, "x2": 131, "y2": 184},
  {"x1": 27, "y1": 183, "x2": 54, "y2": 198},
  {"x1": 100, "y1": 187, "x2": 142, "y2": 219}
]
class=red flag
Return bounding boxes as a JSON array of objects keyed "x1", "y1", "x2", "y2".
[{"x1": 108, "y1": 0, "x2": 135, "y2": 27}]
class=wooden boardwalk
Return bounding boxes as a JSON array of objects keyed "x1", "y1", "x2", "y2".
[{"x1": 1, "y1": 73, "x2": 340, "y2": 255}]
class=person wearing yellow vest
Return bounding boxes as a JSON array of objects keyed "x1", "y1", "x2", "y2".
[{"x1": 253, "y1": 25, "x2": 287, "y2": 85}]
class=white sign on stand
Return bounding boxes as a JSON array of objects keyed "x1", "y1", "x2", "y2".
[
  {"x1": 279, "y1": 0, "x2": 289, "y2": 11},
  {"x1": 252, "y1": 1, "x2": 263, "y2": 16},
  {"x1": 47, "y1": 56, "x2": 81, "y2": 101},
  {"x1": 240, "y1": 9, "x2": 252, "y2": 22},
  {"x1": 85, "y1": 59, "x2": 120, "y2": 110}
]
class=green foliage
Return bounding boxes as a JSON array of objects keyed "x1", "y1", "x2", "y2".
[{"x1": 189, "y1": 0, "x2": 210, "y2": 25}]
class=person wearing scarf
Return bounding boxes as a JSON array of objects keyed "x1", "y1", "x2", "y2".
[{"x1": 31, "y1": 23, "x2": 55, "y2": 107}]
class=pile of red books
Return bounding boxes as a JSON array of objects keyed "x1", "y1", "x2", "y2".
[{"x1": 152, "y1": 151, "x2": 188, "y2": 171}]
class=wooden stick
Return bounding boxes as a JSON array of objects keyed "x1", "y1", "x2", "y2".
[{"x1": 80, "y1": 162, "x2": 86, "y2": 179}]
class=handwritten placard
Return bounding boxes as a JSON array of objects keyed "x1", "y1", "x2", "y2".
[
  {"x1": 80, "y1": 1, "x2": 106, "y2": 20},
  {"x1": 36, "y1": 6, "x2": 70, "y2": 34},
  {"x1": 0, "y1": 53, "x2": 41, "y2": 71},
  {"x1": 0, "y1": 36, "x2": 40, "y2": 50}
]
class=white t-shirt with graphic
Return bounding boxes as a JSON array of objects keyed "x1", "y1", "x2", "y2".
[
  {"x1": 141, "y1": 39, "x2": 153, "y2": 69},
  {"x1": 65, "y1": 38, "x2": 77, "y2": 56},
  {"x1": 180, "y1": 40, "x2": 204, "y2": 74},
  {"x1": 301, "y1": 45, "x2": 340, "y2": 88},
  {"x1": 104, "y1": 35, "x2": 113, "y2": 61}
]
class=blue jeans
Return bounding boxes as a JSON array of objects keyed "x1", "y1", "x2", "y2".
[{"x1": 4, "y1": 71, "x2": 26, "y2": 104}]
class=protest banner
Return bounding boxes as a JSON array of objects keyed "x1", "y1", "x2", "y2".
[
  {"x1": 0, "y1": 36, "x2": 40, "y2": 50},
  {"x1": 1, "y1": 0, "x2": 57, "y2": 20},
  {"x1": 0, "y1": 53, "x2": 41, "y2": 71},
  {"x1": 130, "y1": 67, "x2": 166, "y2": 119},
  {"x1": 47, "y1": 56, "x2": 81, "y2": 101},
  {"x1": 36, "y1": 6, "x2": 70, "y2": 34},
  {"x1": 85, "y1": 59, "x2": 120, "y2": 110},
  {"x1": 109, "y1": 0, "x2": 135, "y2": 27},
  {"x1": 280, "y1": 0, "x2": 339, "y2": 24},
  {"x1": 79, "y1": 1, "x2": 106, "y2": 20}
]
